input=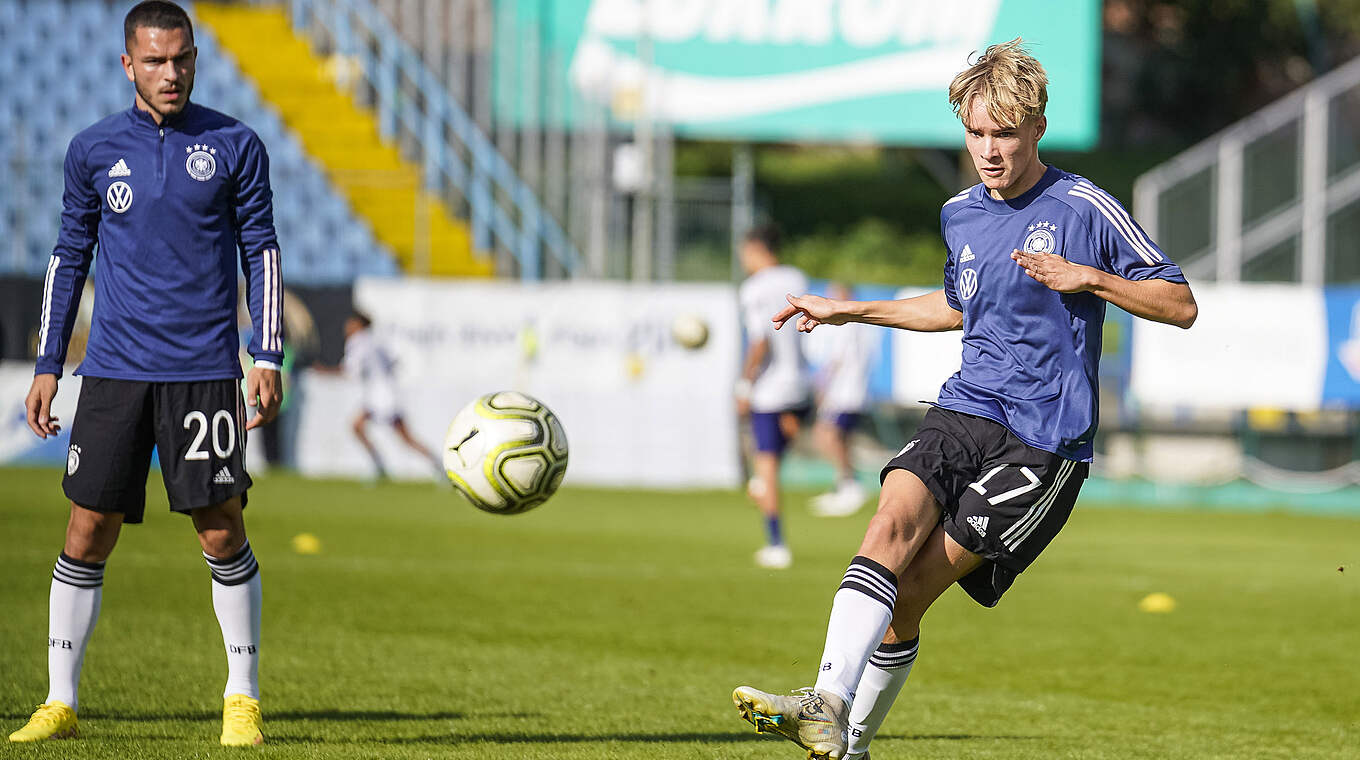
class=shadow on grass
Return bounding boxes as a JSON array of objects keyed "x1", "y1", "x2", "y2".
[
  {"x1": 269, "y1": 730, "x2": 775, "y2": 745},
  {"x1": 5, "y1": 709, "x2": 533, "y2": 723},
  {"x1": 0, "y1": 710, "x2": 1041, "y2": 747},
  {"x1": 885, "y1": 734, "x2": 1041, "y2": 741},
  {"x1": 262, "y1": 731, "x2": 1042, "y2": 746}
]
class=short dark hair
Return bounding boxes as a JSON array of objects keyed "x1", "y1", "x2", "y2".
[
  {"x1": 124, "y1": 1, "x2": 194, "y2": 51},
  {"x1": 744, "y1": 224, "x2": 782, "y2": 255}
]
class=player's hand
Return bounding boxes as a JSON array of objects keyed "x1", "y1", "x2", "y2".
[
  {"x1": 245, "y1": 366, "x2": 282, "y2": 430},
  {"x1": 25, "y1": 373, "x2": 60, "y2": 439},
  {"x1": 1011, "y1": 249, "x2": 1096, "y2": 294},
  {"x1": 773, "y1": 293, "x2": 848, "y2": 333}
]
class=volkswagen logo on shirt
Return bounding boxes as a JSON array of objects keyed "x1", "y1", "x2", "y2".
[
  {"x1": 959, "y1": 268, "x2": 979, "y2": 301},
  {"x1": 106, "y1": 181, "x2": 133, "y2": 213}
]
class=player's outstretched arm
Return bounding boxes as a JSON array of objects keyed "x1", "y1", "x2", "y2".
[
  {"x1": 25, "y1": 374, "x2": 61, "y2": 439},
  {"x1": 1011, "y1": 250, "x2": 1197, "y2": 328},
  {"x1": 773, "y1": 289, "x2": 962, "y2": 333}
]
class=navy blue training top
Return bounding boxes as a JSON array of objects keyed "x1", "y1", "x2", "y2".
[
  {"x1": 36, "y1": 102, "x2": 283, "y2": 381},
  {"x1": 936, "y1": 166, "x2": 1186, "y2": 462}
]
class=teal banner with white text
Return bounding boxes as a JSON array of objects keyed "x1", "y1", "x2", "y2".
[{"x1": 495, "y1": 0, "x2": 1101, "y2": 148}]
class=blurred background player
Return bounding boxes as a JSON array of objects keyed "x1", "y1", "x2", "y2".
[
  {"x1": 11, "y1": 0, "x2": 281, "y2": 747},
  {"x1": 339, "y1": 310, "x2": 442, "y2": 480},
  {"x1": 808, "y1": 283, "x2": 875, "y2": 518},
  {"x1": 736, "y1": 224, "x2": 812, "y2": 569}
]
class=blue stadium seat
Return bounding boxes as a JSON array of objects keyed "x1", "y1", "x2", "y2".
[{"x1": 0, "y1": 0, "x2": 399, "y2": 285}]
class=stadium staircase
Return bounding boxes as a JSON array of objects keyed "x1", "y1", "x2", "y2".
[{"x1": 195, "y1": 3, "x2": 491, "y2": 277}]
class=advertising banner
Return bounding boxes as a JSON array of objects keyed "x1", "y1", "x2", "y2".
[
  {"x1": 0, "y1": 363, "x2": 81, "y2": 467},
  {"x1": 291, "y1": 278, "x2": 744, "y2": 488},
  {"x1": 889, "y1": 287, "x2": 963, "y2": 405},
  {"x1": 498, "y1": 0, "x2": 1101, "y2": 147},
  {"x1": 1131, "y1": 285, "x2": 1329, "y2": 411}
]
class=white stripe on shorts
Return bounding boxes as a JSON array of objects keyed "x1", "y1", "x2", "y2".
[{"x1": 999, "y1": 458, "x2": 1076, "y2": 552}]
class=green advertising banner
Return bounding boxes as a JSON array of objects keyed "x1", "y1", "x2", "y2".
[{"x1": 496, "y1": 0, "x2": 1102, "y2": 149}]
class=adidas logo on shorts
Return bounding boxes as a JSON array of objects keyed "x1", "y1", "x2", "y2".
[
  {"x1": 967, "y1": 514, "x2": 989, "y2": 537},
  {"x1": 213, "y1": 466, "x2": 235, "y2": 485}
]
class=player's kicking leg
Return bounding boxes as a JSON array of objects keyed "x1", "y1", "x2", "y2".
[
  {"x1": 9, "y1": 504, "x2": 123, "y2": 742},
  {"x1": 193, "y1": 497, "x2": 264, "y2": 747},
  {"x1": 843, "y1": 523, "x2": 982, "y2": 759},
  {"x1": 842, "y1": 409, "x2": 1086, "y2": 758},
  {"x1": 733, "y1": 468, "x2": 939, "y2": 758}
]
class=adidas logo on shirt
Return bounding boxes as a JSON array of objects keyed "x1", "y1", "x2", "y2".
[
  {"x1": 108, "y1": 158, "x2": 132, "y2": 178},
  {"x1": 213, "y1": 466, "x2": 235, "y2": 485},
  {"x1": 967, "y1": 514, "x2": 988, "y2": 537},
  {"x1": 959, "y1": 244, "x2": 975, "y2": 263}
]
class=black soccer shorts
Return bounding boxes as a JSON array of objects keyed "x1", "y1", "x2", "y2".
[
  {"x1": 881, "y1": 406, "x2": 1088, "y2": 607},
  {"x1": 62, "y1": 377, "x2": 252, "y2": 522}
]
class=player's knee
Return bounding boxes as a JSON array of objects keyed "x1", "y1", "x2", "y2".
[
  {"x1": 199, "y1": 526, "x2": 247, "y2": 558},
  {"x1": 63, "y1": 504, "x2": 121, "y2": 562},
  {"x1": 868, "y1": 487, "x2": 932, "y2": 540},
  {"x1": 192, "y1": 499, "x2": 247, "y2": 558}
]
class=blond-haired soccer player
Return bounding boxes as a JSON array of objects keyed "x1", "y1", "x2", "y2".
[{"x1": 731, "y1": 39, "x2": 1196, "y2": 759}]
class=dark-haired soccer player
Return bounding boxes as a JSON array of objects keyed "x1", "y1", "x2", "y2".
[
  {"x1": 10, "y1": 1, "x2": 281, "y2": 747},
  {"x1": 732, "y1": 39, "x2": 1197, "y2": 759}
]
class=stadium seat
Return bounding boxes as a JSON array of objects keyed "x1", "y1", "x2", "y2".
[{"x1": 0, "y1": 0, "x2": 400, "y2": 285}]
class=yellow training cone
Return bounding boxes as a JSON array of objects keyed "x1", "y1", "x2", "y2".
[
  {"x1": 291, "y1": 533, "x2": 322, "y2": 555},
  {"x1": 1138, "y1": 592, "x2": 1176, "y2": 613}
]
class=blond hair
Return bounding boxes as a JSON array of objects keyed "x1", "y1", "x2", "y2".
[{"x1": 948, "y1": 38, "x2": 1048, "y2": 129}]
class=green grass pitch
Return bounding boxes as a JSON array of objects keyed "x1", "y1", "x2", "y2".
[{"x1": 1, "y1": 466, "x2": 1357, "y2": 759}]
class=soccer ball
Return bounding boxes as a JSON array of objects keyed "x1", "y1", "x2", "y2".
[
  {"x1": 671, "y1": 314, "x2": 709, "y2": 350},
  {"x1": 443, "y1": 391, "x2": 568, "y2": 515}
]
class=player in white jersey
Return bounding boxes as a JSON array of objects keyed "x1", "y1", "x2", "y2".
[
  {"x1": 340, "y1": 312, "x2": 441, "y2": 479},
  {"x1": 809, "y1": 284, "x2": 874, "y2": 518},
  {"x1": 737, "y1": 225, "x2": 813, "y2": 569}
]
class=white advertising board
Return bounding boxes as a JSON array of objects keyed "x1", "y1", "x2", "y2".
[
  {"x1": 0, "y1": 363, "x2": 82, "y2": 466},
  {"x1": 889, "y1": 287, "x2": 963, "y2": 405},
  {"x1": 292, "y1": 278, "x2": 744, "y2": 488},
  {"x1": 1130, "y1": 284, "x2": 1327, "y2": 411}
]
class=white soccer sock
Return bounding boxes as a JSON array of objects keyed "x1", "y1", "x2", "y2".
[
  {"x1": 205, "y1": 541, "x2": 262, "y2": 700},
  {"x1": 813, "y1": 556, "x2": 898, "y2": 703},
  {"x1": 47, "y1": 554, "x2": 105, "y2": 711},
  {"x1": 846, "y1": 637, "x2": 919, "y2": 758}
]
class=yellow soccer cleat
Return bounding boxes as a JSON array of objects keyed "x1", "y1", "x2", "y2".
[
  {"x1": 9, "y1": 701, "x2": 78, "y2": 742},
  {"x1": 220, "y1": 694, "x2": 264, "y2": 747}
]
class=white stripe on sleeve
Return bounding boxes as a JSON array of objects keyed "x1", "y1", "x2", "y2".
[
  {"x1": 37, "y1": 255, "x2": 60, "y2": 357},
  {"x1": 270, "y1": 249, "x2": 281, "y2": 352},
  {"x1": 1068, "y1": 183, "x2": 1163, "y2": 266}
]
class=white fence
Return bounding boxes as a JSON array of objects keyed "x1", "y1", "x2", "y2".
[{"x1": 1133, "y1": 55, "x2": 1360, "y2": 284}]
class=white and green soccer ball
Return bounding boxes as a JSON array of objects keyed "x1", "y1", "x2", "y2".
[{"x1": 443, "y1": 391, "x2": 568, "y2": 515}]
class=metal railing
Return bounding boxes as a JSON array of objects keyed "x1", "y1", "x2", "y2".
[
  {"x1": 1133, "y1": 54, "x2": 1360, "y2": 284},
  {"x1": 288, "y1": 0, "x2": 581, "y2": 279}
]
